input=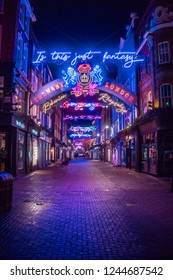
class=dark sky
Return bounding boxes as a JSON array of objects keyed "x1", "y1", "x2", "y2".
[{"x1": 30, "y1": 0, "x2": 150, "y2": 51}]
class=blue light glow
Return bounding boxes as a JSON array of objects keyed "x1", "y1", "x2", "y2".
[{"x1": 62, "y1": 64, "x2": 103, "y2": 87}]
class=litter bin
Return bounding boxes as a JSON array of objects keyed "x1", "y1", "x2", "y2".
[{"x1": 0, "y1": 172, "x2": 13, "y2": 212}]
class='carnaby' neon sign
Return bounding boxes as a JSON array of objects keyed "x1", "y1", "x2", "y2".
[{"x1": 33, "y1": 50, "x2": 144, "y2": 68}]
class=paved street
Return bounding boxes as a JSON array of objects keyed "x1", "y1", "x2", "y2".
[{"x1": 0, "y1": 158, "x2": 173, "y2": 260}]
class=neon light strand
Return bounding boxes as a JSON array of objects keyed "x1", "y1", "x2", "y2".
[
  {"x1": 63, "y1": 115, "x2": 101, "y2": 120},
  {"x1": 98, "y1": 93, "x2": 127, "y2": 113},
  {"x1": 62, "y1": 64, "x2": 103, "y2": 88},
  {"x1": 69, "y1": 126, "x2": 95, "y2": 133},
  {"x1": 69, "y1": 133, "x2": 92, "y2": 138},
  {"x1": 71, "y1": 83, "x2": 99, "y2": 97},
  {"x1": 33, "y1": 50, "x2": 144, "y2": 68},
  {"x1": 61, "y1": 101, "x2": 103, "y2": 110}
]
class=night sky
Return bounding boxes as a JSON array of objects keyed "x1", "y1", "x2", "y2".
[{"x1": 30, "y1": 0, "x2": 150, "y2": 51}]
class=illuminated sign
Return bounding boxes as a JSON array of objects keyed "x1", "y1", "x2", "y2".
[
  {"x1": 69, "y1": 133, "x2": 92, "y2": 138},
  {"x1": 33, "y1": 50, "x2": 144, "y2": 68},
  {"x1": 98, "y1": 93, "x2": 127, "y2": 113},
  {"x1": 67, "y1": 63, "x2": 101, "y2": 97},
  {"x1": 63, "y1": 115, "x2": 101, "y2": 120},
  {"x1": 61, "y1": 101, "x2": 103, "y2": 111},
  {"x1": 62, "y1": 64, "x2": 103, "y2": 88},
  {"x1": 69, "y1": 126, "x2": 95, "y2": 133},
  {"x1": 31, "y1": 79, "x2": 67, "y2": 106},
  {"x1": 16, "y1": 120, "x2": 25, "y2": 129},
  {"x1": 32, "y1": 129, "x2": 39, "y2": 136},
  {"x1": 41, "y1": 94, "x2": 67, "y2": 114},
  {"x1": 98, "y1": 81, "x2": 136, "y2": 106}
]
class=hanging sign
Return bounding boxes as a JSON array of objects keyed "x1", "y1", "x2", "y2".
[
  {"x1": 98, "y1": 81, "x2": 136, "y2": 106},
  {"x1": 41, "y1": 94, "x2": 68, "y2": 114},
  {"x1": 30, "y1": 79, "x2": 67, "y2": 106},
  {"x1": 33, "y1": 50, "x2": 144, "y2": 68}
]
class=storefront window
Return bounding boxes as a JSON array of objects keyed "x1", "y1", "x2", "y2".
[
  {"x1": 141, "y1": 144, "x2": 148, "y2": 172},
  {"x1": 17, "y1": 133, "x2": 25, "y2": 170},
  {"x1": 148, "y1": 143, "x2": 157, "y2": 174},
  {"x1": 130, "y1": 139, "x2": 136, "y2": 169},
  {"x1": 32, "y1": 138, "x2": 38, "y2": 166}
]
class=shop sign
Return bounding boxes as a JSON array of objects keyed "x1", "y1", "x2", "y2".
[
  {"x1": 31, "y1": 79, "x2": 67, "y2": 106},
  {"x1": 32, "y1": 129, "x2": 39, "y2": 136},
  {"x1": 16, "y1": 120, "x2": 25, "y2": 129}
]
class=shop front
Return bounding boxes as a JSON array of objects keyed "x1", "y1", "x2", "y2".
[
  {"x1": 116, "y1": 126, "x2": 139, "y2": 170},
  {"x1": 39, "y1": 129, "x2": 52, "y2": 168},
  {"x1": 138, "y1": 108, "x2": 173, "y2": 177},
  {"x1": 0, "y1": 112, "x2": 28, "y2": 176}
]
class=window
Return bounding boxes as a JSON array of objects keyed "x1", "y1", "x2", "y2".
[
  {"x1": 0, "y1": 0, "x2": 4, "y2": 13},
  {"x1": 160, "y1": 84, "x2": 172, "y2": 107},
  {"x1": 0, "y1": 25, "x2": 2, "y2": 57},
  {"x1": 158, "y1": 42, "x2": 170, "y2": 64},
  {"x1": 146, "y1": 55, "x2": 151, "y2": 73},
  {"x1": 0, "y1": 76, "x2": 4, "y2": 109},
  {"x1": 16, "y1": 33, "x2": 23, "y2": 68},
  {"x1": 13, "y1": 85, "x2": 27, "y2": 114},
  {"x1": 17, "y1": 133, "x2": 25, "y2": 170},
  {"x1": 23, "y1": 43, "x2": 28, "y2": 74}
]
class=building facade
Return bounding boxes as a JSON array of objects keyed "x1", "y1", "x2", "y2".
[
  {"x1": 115, "y1": 0, "x2": 173, "y2": 177},
  {"x1": 0, "y1": 0, "x2": 60, "y2": 176}
]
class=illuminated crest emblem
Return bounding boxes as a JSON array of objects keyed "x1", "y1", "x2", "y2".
[{"x1": 78, "y1": 64, "x2": 93, "y2": 86}]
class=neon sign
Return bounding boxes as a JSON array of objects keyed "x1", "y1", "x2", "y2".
[
  {"x1": 98, "y1": 81, "x2": 136, "y2": 106},
  {"x1": 16, "y1": 120, "x2": 25, "y2": 129},
  {"x1": 62, "y1": 63, "x2": 103, "y2": 89},
  {"x1": 31, "y1": 79, "x2": 66, "y2": 106},
  {"x1": 98, "y1": 93, "x2": 127, "y2": 113},
  {"x1": 63, "y1": 115, "x2": 101, "y2": 120},
  {"x1": 41, "y1": 94, "x2": 67, "y2": 114},
  {"x1": 33, "y1": 50, "x2": 144, "y2": 68},
  {"x1": 71, "y1": 83, "x2": 99, "y2": 97},
  {"x1": 69, "y1": 133, "x2": 92, "y2": 138},
  {"x1": 61, "y1": 101, "x2": 103, "y2": 111},
  {"x1": 68, "y1": 63, "x2": 101, "y2": 97},
  {"x1": 69, "y1": 126, "x2": 95, "y2": 133}
]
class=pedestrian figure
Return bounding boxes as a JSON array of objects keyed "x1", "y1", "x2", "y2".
[{"x1": 74, "y1": 152, "x2": 78, "y2": 159}]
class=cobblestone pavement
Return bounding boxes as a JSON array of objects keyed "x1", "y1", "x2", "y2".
[{"x1": 0, "y1": 158, "x2": 173, "y2": 260}]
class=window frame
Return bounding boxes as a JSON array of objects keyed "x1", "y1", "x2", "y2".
[
  {"x1": 158, "y1": 41, "x2": 170, "y2": 64},
  {"x1": 160, "y1": 83, "x2": 172, "y2": 108}
]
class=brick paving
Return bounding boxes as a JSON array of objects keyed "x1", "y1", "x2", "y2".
[{"x1": 0, "y1": 158, "x2": 173, "y2": 260}]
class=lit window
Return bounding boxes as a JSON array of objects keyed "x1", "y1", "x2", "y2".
[
  {"x1": 17, "y1": 33, "x2": 23, "y2": 68},
  {"x1": 158, "y1": 42, "x2": 170, "y2": 64},
  {"x1": 15, "y1": 85, "x2": 27, "y2": 114},
  {"x1": 23, "y1": 43, "x2": 28, "y2": 74},
  {"x1": 160, "y1": 83, "x2": 172, "y2": 107}
]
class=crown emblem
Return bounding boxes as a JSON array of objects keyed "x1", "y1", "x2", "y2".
[{"x1": 80, "y1": 73, "x2": 90, "y2": 83}]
